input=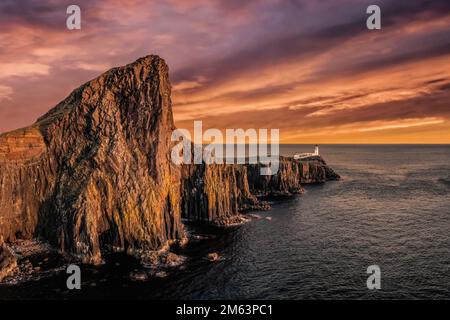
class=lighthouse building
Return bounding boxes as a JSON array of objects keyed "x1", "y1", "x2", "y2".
[{"x1": 293, "y1": 145, "x2": 319, "y2": 160}]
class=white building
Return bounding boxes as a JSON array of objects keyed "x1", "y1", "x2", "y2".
[{"x1": 293, "y1": 145, "x2": 319, "y2": 160}]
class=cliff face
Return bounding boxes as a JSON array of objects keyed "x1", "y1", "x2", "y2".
[
  {"x1": 296, "y1": 156, "x2": 340, "y2": 184},
  {"x1": 180, "y1": 163, "x2": 263, "y2": 225},
  {"x1": 0, "y1": 56, "x2": 183, "y2": 264},
  {"x1": 247, "y1": 157, "x2": 304, "y2": 196},
  {"x1": 246, "y1": 156, "x2": 340, "y2": 196},
  {"x1": 180, "y1": 156, "x2": 340, "y2": 224},
  {"x1": 0, "y1": 55, "x2": 340, "y2": 273}
]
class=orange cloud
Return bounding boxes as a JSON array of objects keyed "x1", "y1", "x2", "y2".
[{"x1": 1, "y1": 0, "x2": 450, "y2": 143}]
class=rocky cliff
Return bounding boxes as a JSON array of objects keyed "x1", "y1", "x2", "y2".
[
  {"x1": 180, "y1": 156, "x2": 339, "y2": 225},
  {"x1": 245, "y1": 156, "x2": 339, "y2": 197},
  {"x1": 180, "y1": 163, "x2": 266, "y2": 225},
  {"x1": 0, "y1": 55, "x2": 183, "y2": 265},
  {"x1": 0, "y1": 55, "x2": 339, "y2": 281}
]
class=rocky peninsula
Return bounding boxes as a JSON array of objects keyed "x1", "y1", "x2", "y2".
[{"x1": 0, "y1": 55, "x2": 339, "y2": 282}]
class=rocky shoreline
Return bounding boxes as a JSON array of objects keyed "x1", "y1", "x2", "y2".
[
  {"x1": 0, "y1": 241, "x2": 17, "y2": 282},
  {"x1": 0, "y1": 154, "x2": 339, "y2": 283},
  {"x1": 180, "y1": 155, "x2": 339, "y2": 226},
  {"x1": 0, "y1": 238, "x2": 67, "y2": 284},
  {"x1": 0, "y1": 55, "x2": 339, "y2": 283}
]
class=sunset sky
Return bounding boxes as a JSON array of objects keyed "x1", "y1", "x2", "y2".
[{"x1": 1, "y1": 0, "x2": 450, "y2": 143}]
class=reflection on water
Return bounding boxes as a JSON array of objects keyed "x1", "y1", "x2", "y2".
[{"x1": 1, "y1": 145, "x2": 450, "y2": 299}]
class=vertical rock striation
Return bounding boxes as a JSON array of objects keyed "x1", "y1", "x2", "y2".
[
  {"x1": 246, "y1": 156, "x2": 340, "y2": 197},
  {"x1": 0, "y1": 55, "x2": 340, "y2": 274},
  {"x1": 181, "y1": 163, "x2": 261, "y2": 225},
  {"x1": 180, "y1": 156, "x2": 340, "y2": 224},
  {"x1": 0, "y1": 55, "x2": 183, "y2": 264}
]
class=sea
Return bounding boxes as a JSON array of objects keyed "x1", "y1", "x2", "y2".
[{"x1": 1, "y1": 144, "x2": 450, "y2": 299}]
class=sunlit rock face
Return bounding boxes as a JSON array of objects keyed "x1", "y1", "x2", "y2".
[
  {"x1": 0, "y1": 55, "x2": 340, "y2": 268},
  {"x1": 0, "y1": 55, "x2": 184, "y2": 264}
]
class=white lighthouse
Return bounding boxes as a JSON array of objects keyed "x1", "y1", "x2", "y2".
[
  {"x1": 293, "y1": 144, "x2": 320, "y2": 159},
  {"x1": 314, "y1": 144, "x2": 319, "y2": 156}
]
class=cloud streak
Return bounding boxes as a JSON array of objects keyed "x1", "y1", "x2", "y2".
[{"x1": 1, "y1": 0, "x2": 450, "y2": 142}]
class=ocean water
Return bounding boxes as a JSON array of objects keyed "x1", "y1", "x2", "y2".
[{"x1": 1, "y1": 144, "x2": 450, "y2": 299}]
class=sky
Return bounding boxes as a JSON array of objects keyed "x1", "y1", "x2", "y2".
[{"x1": 1, "y1": 0, "x2": 450, "y2": 143}]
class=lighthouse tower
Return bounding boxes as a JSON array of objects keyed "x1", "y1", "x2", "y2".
[{"x1": 314, "y1": 145, "x2": 319, "y2": 156}]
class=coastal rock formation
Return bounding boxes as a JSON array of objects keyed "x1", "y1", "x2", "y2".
[
  {"x1": 0, "y1": 240, "x2": 17, "y2": 282},
  {"x1": 297, "y1": 156, "x2": 340, "y2": 184},
  {"x1": 0, "y1": 54, "x2": 340, "y2": 275},
  {"x1": 180, "y1": 156, "x2": 339, "y2": 224},
  {"x1": 247, "y1": 156, "x2": 340, "y2": 197},
  {"x1": 247, "y1": 157, "x2": 304, "y2": 197},
  {"x1": 181, "y1": 163, "x2": 263, "y2": 225},
  {"x1": 0, "y1": 55, "x2": 183, "y2": 264}
]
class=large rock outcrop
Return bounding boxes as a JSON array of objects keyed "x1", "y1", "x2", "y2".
[
  {"x1": 246, "y1": 156, "x2": 340, "y2": 196},
  {"x1": 180, "y1": 156, "x2": 340, "y2": 224},
  {"x1": 0, "y1": 55, "x2": 183, "y2": 264},
  {"x1": 181, "y1": 163, "x2": 263, "y2": 225},
  {"x1": 0, "y1": 54, "x2": 340, "y2": 272}
]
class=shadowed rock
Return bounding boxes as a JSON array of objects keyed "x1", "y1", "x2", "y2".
[
  {"x1": 246, "y1": 156, "x2": 340, "y2": 197},
  {"x1": 0, "y1": 55, "x2": 183, "y2": 264},
  {"x1": 180, "y1": 156, "x2": 339, "y2": 224},
  {"x1": 0, "y1": 55, "x2": 340, "y2": 274},
  {"x1": 0, "y1": 239, "x2": 17, "y2": 281}
]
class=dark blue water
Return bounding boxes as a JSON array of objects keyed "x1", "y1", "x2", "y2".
[{"x1": 1, "y1": 145, "x2": 450, "y2": 299}]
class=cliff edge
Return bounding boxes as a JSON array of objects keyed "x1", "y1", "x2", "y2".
[
  {"x1": 0, "y1": 55, "x2": 339, "y2": 281},
  {"x1": 0, "y1": 55, "x2": 183, "y2": 265}
]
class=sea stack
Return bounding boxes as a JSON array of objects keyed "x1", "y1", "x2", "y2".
[
  {"x1": 0, "y1": 55, "x2": 184, "y2": 264},
  {"x1": 0, "y1": 55, "x2": 340, "y2": 273}
]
